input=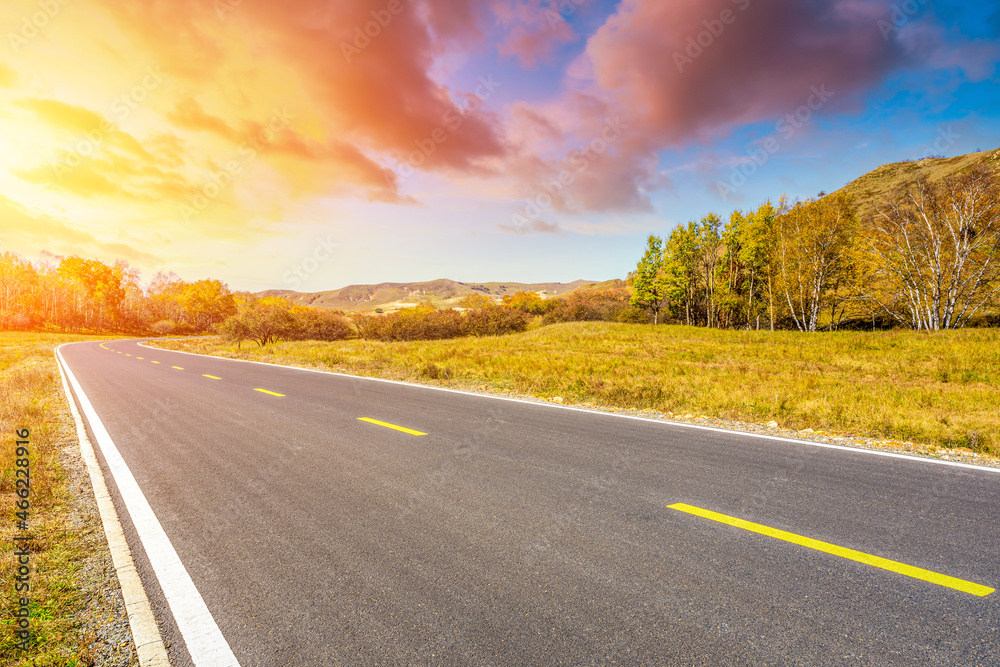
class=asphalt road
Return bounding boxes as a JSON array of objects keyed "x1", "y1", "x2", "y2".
[{"x1": 59, "y1": 339, "x2": 999, "y2": 666}]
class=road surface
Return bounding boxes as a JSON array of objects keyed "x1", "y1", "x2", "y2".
[{"x1": 57, "y1": 339, "x2": 999, "y2": 666}]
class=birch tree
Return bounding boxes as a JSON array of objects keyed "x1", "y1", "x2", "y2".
[
  {"x1": 776, "y1": 194, "x2": 857, "y2": 332},
  {"x1": 864, "y1": 165, "x2": 1000, "y2": 329}
]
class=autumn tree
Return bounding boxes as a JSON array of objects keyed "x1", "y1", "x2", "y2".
[
  {"x1": 56, "y1": 256, "x2": 129, "y2": 330},
  {"x1": 143, "y1": 272, "x2": 185, "y2": 326},
  {"x1": 502, "y1": 291, "x2": 558, "y2": 315},
  {"x1": 775, "y1": 194, "x2": 858, "y2": 332},
  {"x1": 0, "y1": 252, "x2": 39, "y2": 329},
  {"x1": 459, "y1": 293, "x2": 495, "y2": 310},
  {"x1": 863, "y1": 165, "x2": 1000, "y2": 329},
  {"x1": 220, "y1": 299, "x2": 295, "y2": 347}
]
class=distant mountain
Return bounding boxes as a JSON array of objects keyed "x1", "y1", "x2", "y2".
[
  {"x1": 260, "y1": 279, "x2": 617, "y2": 312},
  {"x1": 835, "y1": 147, "x2": 1000, "y2": 215}
]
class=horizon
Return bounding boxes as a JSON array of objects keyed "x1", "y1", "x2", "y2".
[
  {"x1": 2, "y1": 0, "x2": 999, "y2": 292},
  {"x1": 263, "y1": 277, "x2": 610, "y2": 296}
]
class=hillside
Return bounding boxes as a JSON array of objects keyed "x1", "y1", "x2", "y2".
[
  {"x1": 261, "y1": 279, "x2": 610, "y2": 312},
  {"x1": 835, "y1": 147, "x2": 1000, "y2": 214}
]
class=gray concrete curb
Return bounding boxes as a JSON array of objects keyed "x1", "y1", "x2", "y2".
[{"x1": 56, "y1": 347, "x2": 171, "y2": 667}]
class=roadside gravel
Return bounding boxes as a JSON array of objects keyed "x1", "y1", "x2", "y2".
[{"x1": 57, "y1": 407, "x2": 139, "y2": 667}]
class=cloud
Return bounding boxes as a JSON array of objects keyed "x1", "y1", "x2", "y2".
[
  {"x1": 11, "y1": 98, "x2": 202, "y2": 202},
  {"x1": 0, "y1": 62, "x2": 16, "y2": 88},
  {"x1": 13, "y1": 98, "x2": 110, "y2": 133},
  {"x1": 586, "y1": 0, "x2": 915, "y2": 144},
  {"x1": 499, "y1": 217, "x2": 562, "y2": 235},
  {"x1": 94, "y1": 0, "x2": 508, "y2": 183},
  {"x1": 167, "y1": 97, "x2": 241, "y2": 141},
  {"x1": 495, "y1": 1, "x2": 578, "y2": 67},
  {"x1": 500, "y1": 0, "x2": 926, "y2": 215},
  {"x1": 0, "y1": 194, "x2": 161, "y2": 265}
]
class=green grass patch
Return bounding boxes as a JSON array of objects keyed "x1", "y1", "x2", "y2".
[{"x1": 153, "y1": 322, "x2": 1000, "y2": 455}]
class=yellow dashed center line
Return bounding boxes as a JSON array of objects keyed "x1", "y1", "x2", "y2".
[
  {"x1": 125, "y1": 354, "x2": 131, "y2": 357},
  {"x1": 668, "y1": 503, "x2": 994, "y2": 597},
  {"x1": 171, "y1": 366, "x2": 184, "y2": 370},
  {"x1": 136, "y1": 357, "x2": 143, "y2": 360},
  {"x1": 150, "y1": 361, "x2": 160, "y2": 364},
  {"x1": 357, "y1": 417, "x2": 426, "y2": 436},
  {"x1": 203, "y1": 375, "x2": 221, "y2": 380},
  {"x1": 254, "y1": 388, "x2": 285, "y2": 397}
]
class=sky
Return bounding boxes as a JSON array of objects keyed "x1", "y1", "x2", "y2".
[{"x1": 0, "y1": 0, "x2": 998, "y2": 292}]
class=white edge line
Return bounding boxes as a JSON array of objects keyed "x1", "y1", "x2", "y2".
[
  {"x1": 56, "y1": 345, "x2": 241, "y2": 666},
  {"x1": 55, "y1": 347, "x2": 171, "y2": 667},
  {"x1": 128, "y1": 338, "x2": 1000, "y2": 476}
]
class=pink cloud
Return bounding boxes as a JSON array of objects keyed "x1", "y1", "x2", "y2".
[
  {"x1": 502, "y1": 0, "x2": 926, "y2": 215},
  {"x1": 585, "y1": 0, "x2": 913, "y2": 144},
  {"x1": 495, "y1": 1, "x2": 578, "y2": 67}
]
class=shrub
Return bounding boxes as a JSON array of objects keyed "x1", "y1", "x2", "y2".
[
  {"x1": 287, "y1": 307, "x2": 353, "y2": 341},
  {"x1": 542, "y1": 288, "x2": 648, "y2": 325},
  {"x1": 463, "y1": 306, "x2": 530, "y2": 336},
  {"x1": 151, "y1": 320, "x2": 177, "y2": 335},
  {"x1": 352, "y1": 304, "x2": 528, "y2": 342}
]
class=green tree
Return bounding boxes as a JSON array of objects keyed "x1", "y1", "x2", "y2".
[
  {"x1": 628, "y1": 235, "x2": 667, "y2": 324},
  {"x1": 662, "y1": 223, "x2": 699, "y2": 325},
  {"x1": 717, "y1": 202, "x2": 780, "y2": 330},
  {"x1": 695, "y1": 214, "x2": 723, "y2": 328}
]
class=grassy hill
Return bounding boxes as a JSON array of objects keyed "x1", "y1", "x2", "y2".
[
  {"x1": 834, "y1": 147, "x2": 1000, "y2": 215},
  {"x1": 261, "y1": 279, "x2": 608, "y2": 313}
]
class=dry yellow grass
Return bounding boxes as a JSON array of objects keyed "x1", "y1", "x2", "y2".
[
  {"x1": 154, "y1": 322, "x2": 1000, "y2": 454},
  {"x1": 0, "y1": 331, "x2": 113, "y2": 665}
]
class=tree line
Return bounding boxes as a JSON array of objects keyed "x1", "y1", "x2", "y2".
[
  {"x1": 4, "y1": 163, "x2": 995, "y2": 342},
  {"x1": 629, "y1": 165, "x2": 1000, "y2": 331},
  {"x1": 0, "y1": 252, "x2": 232, "y2": 333}
]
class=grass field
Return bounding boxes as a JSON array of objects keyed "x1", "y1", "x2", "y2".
[
  {"x1": 0, "y1": 332, "x2": 117, "y2": 665},
  {"x1": 153, "y1": 322, "x2": 1000, "y2": 455}
]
